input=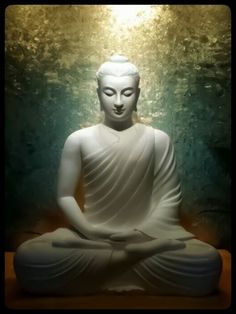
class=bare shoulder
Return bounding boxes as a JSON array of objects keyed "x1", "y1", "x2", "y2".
[
  {"x1": 63, "y1": 125, "x2": 98, "y2": 151},
  {"x1": 66, "y1": 125, "x2": 98, "y2": 142}
]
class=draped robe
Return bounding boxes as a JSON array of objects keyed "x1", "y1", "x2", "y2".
[{"x1": 14, "y1": 123, "x2": 222, "y2": 295}]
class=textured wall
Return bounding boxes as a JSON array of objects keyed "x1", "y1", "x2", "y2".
[{"x1": 5, "y1": 5, "x2": 231, "y2": 248}]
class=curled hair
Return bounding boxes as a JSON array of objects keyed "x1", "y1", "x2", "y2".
[{"x1": 96, "y1": 55, "x2": 140, "y2": 84}]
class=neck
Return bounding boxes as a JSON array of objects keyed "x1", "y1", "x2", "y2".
[{"x1": 103, "y1": 117, "x2": 134, "y2": 131}]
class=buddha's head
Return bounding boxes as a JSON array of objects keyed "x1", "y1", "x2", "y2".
[{"x1": 96, "y1": 55, "x2": 140, "y2": 124}]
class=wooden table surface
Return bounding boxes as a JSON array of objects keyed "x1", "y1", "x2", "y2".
[{"x1": 5, "y1": 250, "x2": 231, "y2": 309}]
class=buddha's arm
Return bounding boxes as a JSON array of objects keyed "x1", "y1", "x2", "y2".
[
  {"x1": 135, "y1": 130, "x2": 182, "y2": 238},
  {"x1": 57, "y1": 132, "x2": 115, "y2": 241},
  {"x1": 57, "y1": 133, "x2": 92, "y2": 236},
  {"x1": 151, "y1": 130, "x2": 182, "y2": 219}
]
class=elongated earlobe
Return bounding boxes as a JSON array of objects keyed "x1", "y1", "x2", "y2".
[
  {"x1": 134, "y1": 88, "x2": 140, "y2": 112},
  {"x1": 137, "y1": 87, "x2": 140, "y2": 98},
  {"x1": 97, "y1": 88, "x2": 103, "y2": 111}
]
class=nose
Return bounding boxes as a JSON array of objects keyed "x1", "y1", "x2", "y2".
[
  {"x1": 114, "y1": 93, "x2": 123, "y2": 108},
  {"x1": 114, "y1": 103, "x2": 124, "y2": 110}
]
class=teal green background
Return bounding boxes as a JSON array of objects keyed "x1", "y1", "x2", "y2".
[{"x1": 5, "y1": 5, "x2": 231, "y2": 248}]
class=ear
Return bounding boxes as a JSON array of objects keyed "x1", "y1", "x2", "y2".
[
  {"x1": 137, "y1": 87, "x2": 140, "y2": 99},
  {"x1": 134, "y1": 87, "x2": 140, "y2": 112},
  {"x1": 97, "y1": 88, "x2": 103, "y2": 111}
]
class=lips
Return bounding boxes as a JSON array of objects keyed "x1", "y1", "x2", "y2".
[{"x1": 113, "y1": 109, "x2": 125, "y2": 115}]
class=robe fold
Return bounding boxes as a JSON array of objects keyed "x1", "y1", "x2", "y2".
[{"x1": 83, "y1": 123, "x2": 194, "y2": 240}]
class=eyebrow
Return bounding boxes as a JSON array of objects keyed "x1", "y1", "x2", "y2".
[
  {"x1": 122, "y1": 87, "x2": 134, "y2": 92},
  {"x1": 103, "y1": 87, "x2": 134, "y2": 92},
  {"x1": 103, "y1": 87, "x2": 115, "y2": 92}
]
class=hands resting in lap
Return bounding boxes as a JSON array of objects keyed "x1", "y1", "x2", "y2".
[{"x1": 52, "y1": 226, "x2": 185, "y2": 254}]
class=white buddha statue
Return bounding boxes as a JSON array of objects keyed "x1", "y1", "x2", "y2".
[{"x1": 14, "y1": 55, "x2": 222, "y2": 296}]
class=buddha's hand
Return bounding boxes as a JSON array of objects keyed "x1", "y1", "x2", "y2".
[
  {"x1": 51, "y1": 228, "x2": 112, "y2": 249},
  {"x1": 85, "y1": 225, "x2": 116, "y2": 241},
  {"x1": 52, "y1": 237, "x2": 112, "y2": 249},
  {"x1": 109, "y1": 230, "x2": 154, "y2": 244}
]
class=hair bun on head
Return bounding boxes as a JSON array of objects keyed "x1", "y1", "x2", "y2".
[
  {"x1": 96, "y1": 55, "x2": 139, "y2": 81},
  {"x1": 109, "y1": 55, "x2": 129, "y2": 63}
]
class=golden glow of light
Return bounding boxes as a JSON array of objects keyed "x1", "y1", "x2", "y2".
[{"x1": 108, "y1": 5, "x2": 155, "y2": 28}]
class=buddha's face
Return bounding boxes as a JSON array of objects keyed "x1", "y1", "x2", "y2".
[{"x1": 97, "y1": 75, "x2": 140, "y2": 122}]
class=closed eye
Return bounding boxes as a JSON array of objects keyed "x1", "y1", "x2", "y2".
[
  {"x1": 104, "y1": 91, "x2": 114, "y2": 97},
  {"x1": 103, "y1": 88, "x2": 115, "y2": 97},
  {"x1": 123, "y1": 91, "x2": 133, "y2": 97},
  {"x1": 123, "y1": 88, "x2": 134, "y2": 97}
]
